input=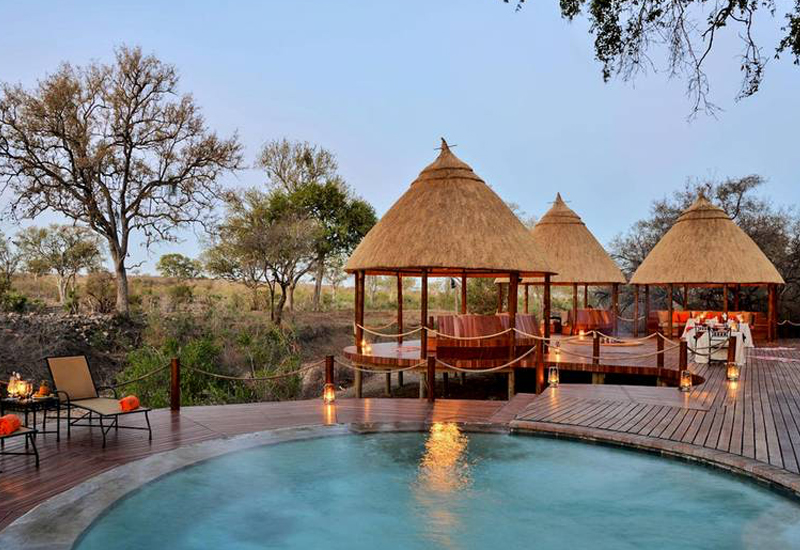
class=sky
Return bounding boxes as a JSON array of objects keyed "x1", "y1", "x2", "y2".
[{"x1": 1, "y1": 0, "x2": 798, "y2": 274}]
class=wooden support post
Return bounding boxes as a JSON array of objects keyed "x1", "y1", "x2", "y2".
[
  {"x1": 496, "y1": 282, "x2": 504, "y2": 313},
  {"x1": 656, "y1": 332, "x2": 664, "y2": 369},
  {"x1": 734, "y1": 284, "x2": 741, "y2": 311},
  {"x1": 384, "y1": 373, "x2": 391, "y2": 396},
  {"x1": 543, "y1": 274, "x2": 551, "y2": 350},
  {"x1": 508, "y1": 272, "x2": 519, "y2": 399},
  {"x1": 427, "y1": 356, "x2": 436, "y2": 403},
  {"x1": 679, "y1": 340, "x2": 688, "y2": 371},
  {"x1": 460, "y1": 273, "x2": 467, "y2": 315},
  {"x1": 535, "y1": 339, "x2": 545, "y2": 394},
  {"x1": 170, "y1": 356, "x2": 181, "y2": 412},
  {"x1": 572, "y1": 283, "x2": 578, "y2": 336},
  {"x1": 727, "y1": 336, "x2": 736, "y2": 366},
  {"x1": 667, "y1": 283, "x2": 674, "y2": 339},
  {"x1": 507, "y1": 369, "x2": 515, "y2": 401},
  {"x1": 584, "y1": 284, "x2": 589, "y2": 308},
  {"x1": 723, "y1": 285, "x2": 729, "y2": 313},
  {"x1": 397, "y1": 274, "x2": 403, "y2": 346},
  {"x1": 325, "y1": 355, "x2": 334, "y2": 384},
  {"x1": 592, "y1": 332, "x2": 600, "y2": 365},
  {"x1": 683, "y1": 284, "x2": 689, "y2": 310},
  {"x1": 442, "y1": 372, "x2": 449, "y2": 396},
  {"x1": 354, "y1": 270, "x2": 365, "y2": 399},
  {"x1": 524, "y1": 285, "x2": 529, "y2": 314},
  {"x1": 398, "y1": 371, "x2": 404, "y2": 387},
  {"x1": 633, "y1": 284, "x2": 640, "y2": 338},
  {"x1": 644, "y1": 285, "x2": 651, "y2": 335},
  {"x1": 611, "y1": 283, "x2": 619, "y2": 336},
  {"x1": 420, "y1": 269, "x2": 428, "y2": 359},
  {"x1": 768, "y1": 283, "x2": 777, "y2": 342}
]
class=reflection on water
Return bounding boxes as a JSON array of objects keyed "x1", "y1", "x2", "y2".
[{"x1": 413, "y1": 423, "x2": 473, "y2": 548}]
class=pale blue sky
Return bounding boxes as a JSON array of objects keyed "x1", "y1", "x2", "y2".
[{"x1": 1, "y1": 1, "x2": 798, "y2": 273}]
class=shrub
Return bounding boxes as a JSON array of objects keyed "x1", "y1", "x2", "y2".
[{"x1": 85, "y1": 271, "x2": 116, "y2": 313}]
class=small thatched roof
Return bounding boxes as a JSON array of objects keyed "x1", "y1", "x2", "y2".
[
  {"x1": 630, "y1": 195, "x2": 784, "y2": 286},
  {"x1": 497, "y1": 193, "x2": 626, "y2": 286},
  {"x1": 345, "y1": 139, "x2": 556, "y2": 277}
]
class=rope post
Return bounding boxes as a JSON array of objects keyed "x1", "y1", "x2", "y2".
[
  {"x1": 727, "y1": 336, "x2": 736, "y2": 365},
  {"x1": 611, "y1": 283, "x2": 619, "y2": 336},
  {"x1": 633, "y1": 284, "x2": 640, "y2": 338},
  {"x1": 535, "y1": 339, "x2": 545, "y2": 394},
  {"x1": 592, "y1": 332, "x2": 600, "y2": 365},
  {"x1": 679, "y1": 340, "x2": 688, "y2": 371},
  {"x1": 325, "y1": 355, "x2": 334, "y2": 386},
  {"x1": 657, "y1": 332, "x2": 664, "y2": 370},
  {"x1": 170, "y1": 357, "x2": 181, "y2": 412},
  {"x1": 427, "y1": 356, "x2": 436, "y2": 403}
]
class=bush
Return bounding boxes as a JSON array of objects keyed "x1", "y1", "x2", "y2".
[
  {"x1": 166, "y1": 283, "x2": 194, "y2": 309},
  {"x1": 85, "y1": 271, "x2": 116, "y2": 313},
  {"x1": 0, "y1": 289, "x2": 29, "y2": 313}
]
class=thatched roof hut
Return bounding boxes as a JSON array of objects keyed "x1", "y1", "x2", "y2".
[
  {"x1": 345, "y1": 140, "x2": 555, "y2": 277},
  {"x1": 498, "y1": 193, "x2": 626, "y2": 285},
  {"x1": 630, "y1": 196, "x2": 784, "y2": 286}
]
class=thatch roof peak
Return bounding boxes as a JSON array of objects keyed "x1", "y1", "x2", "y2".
[
  {"x1": 630, "y1": 196, "x2": 784, "y2": 285},
  {"x1": 539, "y1": 192, "x2": 582, "y2": 225},
  {"x1": 345, "y1": 141, "x2": 556, "y2": 277}
]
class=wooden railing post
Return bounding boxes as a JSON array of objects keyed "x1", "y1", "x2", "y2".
[
  {"x1": 535, "y1": 339, "x2": 545, "y2": 394},
  {"x1": 727, "y1": 336, "x2": 736, "y2": 366},
  {"x1": 170, "y1": 357, "x2": 181, "y2": 412},
  {"x1": 592, "y1": 332, "x2": 600, "y2": 365},
  {"x1": 325, "y1": 355, "x2": 334, "y2": 386},
  {"x1": 679, "y1": 340, "x2": 688, "y2": 371},
  {"x1": 656, "y1": 332, "x2": 664, "y2": 370},
  {"x1": 427, "y1": 356, "x2": 436, "y2": 403}
]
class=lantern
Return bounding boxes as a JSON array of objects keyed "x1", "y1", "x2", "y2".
[
  {"x1": 679, "y1": 370, "x2": 692, "y2": 392},
  {"x1": 548, "y1": 365, "x2": 560, "y2": 387},
  {"x1": 322, "y1": 382, "x2": 336, "y2": 404},
  {"x1": 726, "y1": 362, "x2": 740, "y2": 382},
  {"x1": 361, "y1": 339, "x2": 372, "y2": 355},
  {"x1": 578, "y1": 330, "x2": 585, "y2": 341}
]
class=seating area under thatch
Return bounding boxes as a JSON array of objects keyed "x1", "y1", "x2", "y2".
[
  {"x1": 647, "y1": 310, "x2": 768, "y2": 340},
  {"x1": 433, "y1": 313, "x2": 539, "y2": 367},
  {"x1": 562, "y1": 308, "x2": 615, "y2": 336}
]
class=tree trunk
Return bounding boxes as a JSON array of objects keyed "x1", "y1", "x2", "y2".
[
  {"x1": 56, "y1": 275, "x2": 68, "y2": 305},
  {"x1": 288, "y1": 282, "x2": 296, "y2": 312},
  {"x1": 312, "y1": 255, "x2": 325, "y2": 312},
  {"x1": 111, "y1": 252, "x2": 130, "y2": 315},
  {"x1": 275, "y1": 284, "x2": 288, "y2": 325}
]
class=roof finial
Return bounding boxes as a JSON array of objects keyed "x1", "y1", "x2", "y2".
[
  {"x1": 438, "y1": 138, "x2": 450, "y2": 153},
  {"x1": 555, "y1": 192, "x2": 564, "y2": 204}
]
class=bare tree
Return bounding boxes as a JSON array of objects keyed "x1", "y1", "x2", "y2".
[
  {"x1": 0, "y1": 230, "x2": 19, "y2": 291},
  {"x1": 0, "y1": 46, "x2": 242, "y2": 313}
]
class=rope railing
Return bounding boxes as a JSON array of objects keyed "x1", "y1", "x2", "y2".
[
  {"x1": 333, "y1": 358, "x2": 426, "y2": 374},
  {"x1": 355, "y1": 323, "x2": 423, "y2": 338},
  {"x1": 616, "y1": 314, "x2": 647, "y2": 322},
  {"x1": 779, "y1": 320, "x2": 800, "y2": 327},
  {"x1": 109, "y1": 365, "x2": 171, "y2": 389},
  {"x1": 425, "y1": 327, "x2": 514, "y2": 341},
  {"x1": 181, "y1": 359, "x2": 325, "y2": 382},
  {"x1": 435, "y1": 345, "x2": 539, "y2": 373}
]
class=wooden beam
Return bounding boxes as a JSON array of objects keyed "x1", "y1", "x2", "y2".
[
  {"x1": 633, "y1": 284, "x2": 640, "y2": 338},
  {"x1": 508, "y1": 273, "x2": 519, "y2": 399},
  {"x1": 355, "y1": 271, "x2": 365, "y2": 398},
  {"x1": 496, "y1": 282, "x2": 503, "y2": 313},
  {"x1": 524, "y1": 284, "x2": 529, "y2": 314},
  {"x1": 611, "y1": 283, "x2": 619, "y2": 336},
  {"x1": 734, "y1": 284, "x2": 741, "y2": 310},
  {"x1": 170, "y1": 357, "x2": 181, "y2": 412},
  {"x1": 421, "y1": 269, "x2": 428, "y2": 358},
  {"x1": 584, "y1": 284, "x2": 589, "y2": 308},
  {"x1": 768, "y1": 283, "x2": 777, "y2": 342},
  {"x1": 427, "y1": 356, "x2": 436, "y2": 403},
  {"x1": 535, "y1": 339, "x2": 545, "y2": 394},
  {"x1": 644, "y1": 285, "x2": 651, "y2": 335},
  {"x1": 723, "y1": 285, "x2": 729, "y2": 313},
  {"x1": 683, "y1": 284, "x2": 689, "y2": 310}
]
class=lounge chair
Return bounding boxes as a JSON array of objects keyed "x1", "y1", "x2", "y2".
[
  {"x1": 0, "y1": 425, "x2": 39, "y2": 469},
  {"x1": 46, "y1": 356, "x2": 152, "y2": 448}
]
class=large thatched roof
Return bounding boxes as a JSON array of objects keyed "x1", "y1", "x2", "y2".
[
  {"x1": 630, "y1": 195, "x2": 784, "y2": 286},
  {"x1": 496, "y1": 193, "x2": 626, "y2": 286},
  {"x1": 345, "y1": 140, "x2": 556, "y2": 277}
]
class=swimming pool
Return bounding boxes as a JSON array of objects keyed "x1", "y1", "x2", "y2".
[{"x1": 75, "y1": 424, "x2": 800, "y2": 549}]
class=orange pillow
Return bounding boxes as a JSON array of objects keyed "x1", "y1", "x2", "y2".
[
  {"x1": 0, "y1": 414, "x2": 21, "y2": 436},
  {"x1": 119, "y1": 395, "x2": 140, "y2": 412}
]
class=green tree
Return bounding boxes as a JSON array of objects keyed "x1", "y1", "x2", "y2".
[
  {"x1": 507, "y1": 0, "x2": 800, "y2": 115},
  {"x1": 0, "y1": 46, "x2": 242, "y2": 314},
  {"x1": 257, "y1": 139, "x2": 376, "y2": 311},
  {"x1": 157, "y1": 253, "x2": 202, "y2": 280},
  {"x1": 16, "y1": 224, "x2": 104, "y2": 304}
]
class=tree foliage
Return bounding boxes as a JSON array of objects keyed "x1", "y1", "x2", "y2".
[
  {"x1": 507, "y1": 0, "x2": 800, "y2": 115},
  {"x1": 16, "y1": 224, "x2": 104, "y2": 303},
  {"x1": 0, "y1": 45, "x2": 242, "y2": 313},
  {"x1": 156, "y1": 253, "x2": 202, "y2": 280}
]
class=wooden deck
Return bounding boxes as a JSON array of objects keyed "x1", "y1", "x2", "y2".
[{"x1": 2, "y1": 341, "x2": 800, "y2": 532}]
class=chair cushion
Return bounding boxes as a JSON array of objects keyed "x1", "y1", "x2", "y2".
[
  {"x1": 47, "y1": 356, "x2": 97, "y2": 401},
  {"x1": 72, "y1": 397, "x2": 150, "y2": 416}
]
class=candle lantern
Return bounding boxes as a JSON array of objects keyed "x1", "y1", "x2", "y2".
[
  {"x1": 361, "y1": 339, "x2": 373, "y2": 355},
  {"x1": 322, "y1": 382, "x2": 336, "y2": 404},
  {"x1": 578, "y1": 330, "x2": 585, "y2": 341},
  {"x1": 726, "y1": 362, "x2": 740, "y2": 382},
  {"x1": 679, "y1": 370, "x2": 692, "y2": 392},
  {"x1": 548, "y1": 365, "x2": 560, "y2": 387}
]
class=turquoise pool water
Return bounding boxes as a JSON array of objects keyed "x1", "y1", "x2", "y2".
[{"x1": 76, "y1": 426, "x2": 800, "y2": 549}]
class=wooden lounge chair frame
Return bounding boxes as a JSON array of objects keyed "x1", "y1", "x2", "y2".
[
  {"x1": 0, "y1": 426, "x2": 39, "y2": 470},
  {"x1": 46, "y1": 356, "x2": 152, "y2": 448}
]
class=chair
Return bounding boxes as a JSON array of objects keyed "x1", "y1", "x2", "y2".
[
  {"x1": 708, "y1": 327, "x2": 732, "y2": 363},
  {"x1": 0, "y1": 425, "x2": 39, "y2": 470},
  {"x1": 46, "y1": 356, "x2": 152, "y2": 448}
]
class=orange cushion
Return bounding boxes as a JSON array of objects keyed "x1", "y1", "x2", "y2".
[
  {"x1": 0, "y1": 414, "x2": 21, "y2": 436},
  {"x1": 119, "y1": 395, "x2": 140, "y2": 412}
]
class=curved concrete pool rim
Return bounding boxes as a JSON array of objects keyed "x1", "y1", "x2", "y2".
[{"x1": 2, "y1": 420, "x2": 800, "y2": 550}]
